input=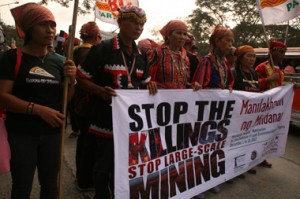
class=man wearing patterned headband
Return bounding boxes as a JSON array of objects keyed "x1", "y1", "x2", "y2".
[
  {"x1": 255, "y1": 40, "x2": 286, "y2": 168},
  {"x1": 255, "y1": 40, "x2": 286, "y2": 91},
  {"x1": 76, "y1": 5, "x2": 157, "y2": 198}
]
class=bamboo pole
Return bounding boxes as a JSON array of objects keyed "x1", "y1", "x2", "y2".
[{"x1": 58, "y1": 0, "x2": 79, "y2": 198}]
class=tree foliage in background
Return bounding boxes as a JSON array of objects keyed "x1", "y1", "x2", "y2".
[
  {"x1": 0, "y1": 22, "x2": 22, "y2": 48},
  {"x1": 2, "y1": 0, "x2": 300, "y2": 50},
  {"x1": 188, "y1": 0, "x2": 300, "y2": 56},
  {"x1": 39, "y1": 0, "x2": 94, "y2": 15}
]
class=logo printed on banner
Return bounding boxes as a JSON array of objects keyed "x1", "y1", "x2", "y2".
[
  {"x1": 262, "y1": 136, "x2": 279, "y2": 156},
  {"x1": 95, "y1": 0, "x2": 139, "y2": 25},
  {"x1": 234, "y1": 154, "x2": 246, "y2": 173},
  {"x1": 257, "y1": 0, "x2": 300, "y2": 25},
  {"x1": 260, "y1": 0, "x2": 288, "y2": 9},
  {"x1": 251, "y1": 150, "x2": 257, "y2": 160}
]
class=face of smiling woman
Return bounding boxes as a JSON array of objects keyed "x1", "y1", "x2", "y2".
[{"x1": 168, "y1": 29, "x2": 188, "y2": 51}]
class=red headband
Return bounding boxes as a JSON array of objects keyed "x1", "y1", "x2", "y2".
[
  {"x1": 269, "y1": 41, "x2": 287, "y2": 51},
  {"x1": 160, "y1": 20, "x2": 188, "y2": 40},
  {"x1": 235, "y1": 45, "x2": 254, "y2": 58},
  {"x1": 11, "y1": 3, "x2": 55, "y2": 39}
]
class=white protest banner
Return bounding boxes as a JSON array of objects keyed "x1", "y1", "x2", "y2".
[
  {"x1": 95, "y1": 0, "x2": 139, "y2": 25},
  {"x1": 112, "y1": 84, "x2": 294, "y2": 199},
  {"x1": 257, "y1": 0, "x2": 300, "y2": 25}
]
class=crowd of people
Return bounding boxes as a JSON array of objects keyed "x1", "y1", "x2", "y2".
[{"x1": 0, "y1": 2, "x2": 295, "y2": 199}]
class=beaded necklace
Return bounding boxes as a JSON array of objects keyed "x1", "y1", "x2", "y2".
[
  {"x1": 121, "y1": 51, "x2": 136, "y2": 88},
  {"x1": 241, "y1": 68, "x2": 258, "y2": 87},
  {"x1": 167, "y1": 47, "x2": 184, "y2": 76},
  {"x1": 213, "y1": 53, "x2": 227, "y2": 89}
]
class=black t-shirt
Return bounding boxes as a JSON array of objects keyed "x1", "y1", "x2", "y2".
[{"x1": 0, "y1": 49, "x2": 64, "y2": 134}]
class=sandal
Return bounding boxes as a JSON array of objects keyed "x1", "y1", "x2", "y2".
[
  {"x1": 259, "y1": 160, "x2": 272, "y2": 168},
  {"x1": 247, "y1": 168, "x2": 257, "y2": 174},
  {"x1": 69, "y1": 131, "x2": 80, "y2": 138}
]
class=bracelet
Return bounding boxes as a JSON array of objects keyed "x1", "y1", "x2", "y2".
[
  {"x1": 69, "y1": 79, "x2": 77, "y2": 87},
  {"x1": 26, "y1": 102, "x2": 34, "y2": 114}
]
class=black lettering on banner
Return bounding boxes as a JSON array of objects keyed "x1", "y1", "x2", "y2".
[
  {"x1": 215, "y1": 119, "x2": 230, "y2": 141},
  {"x1": 199, "y1": 121, "x2": 217, "y2": 144},
  {"x1": 173, "y1": 102, "x2": 188, "y2": 123},
  {"x1": 211, "y1": 150, "x2": 225, "y2": 178},
  {"x1": 195, "y1": 101, "x2": 209, "y2": 121},
  {"x1": 224, "y1": 100, "x2": 235, "y2": 118},
  {"x1": 129, "y1": 172, "x2": 159, "y2": 199},
  {"x1": 169, "y1": 161, "x2": 187, "y2": 197},
  {"x1": 157, "y1": 102, "x2": 171, "y2": 126},
  {"x1": 209, "y1": 101, "x2": 225, "y2": 120},
  {"x1": 142, "y1": 104, "x2": 155, "y2": 129},
  {"x1": 128, "y1": 104, "x2": 143, "y2": 131}
]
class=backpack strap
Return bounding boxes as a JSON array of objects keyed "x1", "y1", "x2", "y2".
[{"x1": 14, "y1": 48, "x2": 22, "y2": 80}]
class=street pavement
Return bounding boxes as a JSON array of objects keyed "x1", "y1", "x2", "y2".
[{"x1": 0, "y1": 124, "x2": 300, "y2": 199}]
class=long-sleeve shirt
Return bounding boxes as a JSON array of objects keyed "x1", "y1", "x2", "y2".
[{"x1": 192, "y1": 54, "x2": 234, "y2": 89}]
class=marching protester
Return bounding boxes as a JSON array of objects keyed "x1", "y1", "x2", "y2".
[
  {"x1": 0, "y1": 3, "x2": 77, "y2": 199},
  {"x1": 192, "y1": 25, "x2": 235, "y2": 199},
  {"x1": 137, "y1": 38, "x2": 159, "y2": 56},
  {"x1": 232, "y1": 45, "x2": 259, "y2": 93},
  {"x1": 148, "y1": 20, "x2": 201, "y2": 90},
  {"x1": 73, "y1": 21, "x2": 102, "y2": 192},
  {"x1": 255, "y1": 40, "x2": 287, "y2": 168},
  {"x1": 226, "y1": 46, "x2": 237, "y2": 68},
  {"x1": 192, "y1": 25, "x2": 234, "y2": 91},
  {"x1": 232, "y1": 45, "x2": 259, "y2": 175},
  {"x1": 76, "y1": 5, "x2": 157, "y2": 198},
  {"x1": 255, "y1": 40, "x2": 286, "y2": 92},
  {"x1": 183, "y1": 32, "x2": 200, "y2": 80}
]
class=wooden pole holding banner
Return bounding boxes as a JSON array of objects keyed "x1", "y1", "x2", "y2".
[
  {"x1": 58, "y1": 0, "x2": 79, "y2": 198},
  {"x1": 284, "y1": 21, "x2": 289, "y2": 45},
  {"x1": 261, "y1": 24, "x2": 275, "y2": 67},
  {"x1": 257, "y1": 0, "x2": 275, "y2": 67}
]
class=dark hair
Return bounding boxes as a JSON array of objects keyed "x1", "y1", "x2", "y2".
[
  {"x1": 23, "y1": 28, "x2": 33, "y2": 46},
  {"x1": 80, "y1": 34, "x2": 94, "y2": 40}
]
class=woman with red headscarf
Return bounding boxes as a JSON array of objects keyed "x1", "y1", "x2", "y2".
[
  {"x1": 148, "y1": 20, "x2": 200, "y2": 90},
  {"x1": 0, "y1": 3, "x2": 76, "y2": 198},
  {"x1": 192, "y1": 25, "x2": 234, "y2": 90},
  {"x1": 191, "y1": 25, "x2": 235, "y2": 199},
  {"x1": 232, "y1": 45, "x2": 259, "y2": 175},
  {"x1": 232, "y1": 45, "x2": 259, "y2": 92}
]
